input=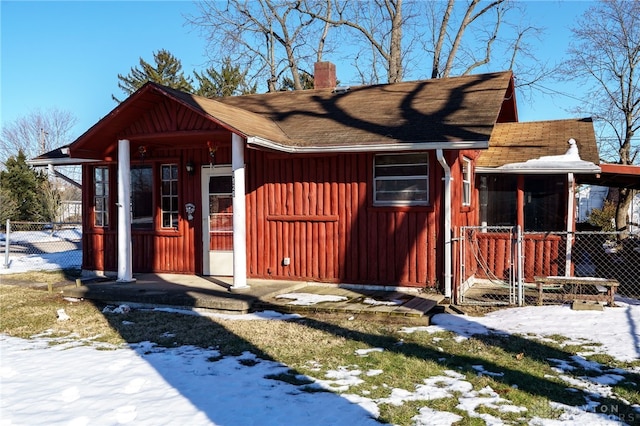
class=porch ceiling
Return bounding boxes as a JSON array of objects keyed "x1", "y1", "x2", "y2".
[{"x1": 576, "y1": 163, "x2": 640, "y2": 190}]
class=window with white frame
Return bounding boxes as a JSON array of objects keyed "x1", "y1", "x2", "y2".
[
  {"x1": 131, "y1": 166, "x2": 153, "y2": 230},
  {"x1": 374, "y1": 153, "x2": 429, "y2": 206},
  {"x1": 462, "y1": 157, "x2": 472, "y2": 206},
  {"x1": 94, "y1": 167, "x2": 109, "y2": 227},
  {"x1": 161, "y1": 164, "x2": 179, "y2": 228}
]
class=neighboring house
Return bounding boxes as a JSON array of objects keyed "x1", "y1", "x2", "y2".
[
  {"x1": 577, "y1": 185, "x2": 609, "y2": 223},
  {"x1": 576, "y1": 181, "x2": 640, "y2": 235},
  {"x1": 37, "y1": 63, "x2": 608, "y2": 297}
]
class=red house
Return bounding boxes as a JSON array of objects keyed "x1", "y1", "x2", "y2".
[{"x1": 57, "y1": 63, "x2": 601, "y2": 298}]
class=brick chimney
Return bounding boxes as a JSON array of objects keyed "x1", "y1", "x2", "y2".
[{"x1": 314, "y1": 62, "x2": 336, "y2": 89}]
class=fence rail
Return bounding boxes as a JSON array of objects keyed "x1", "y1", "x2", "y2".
[
  {"x1": 456, "y1": 226, "x2": 640, "y2": 306},
  {"x1": 2, "y1": 220, "x2": 82, "y2": 271}
]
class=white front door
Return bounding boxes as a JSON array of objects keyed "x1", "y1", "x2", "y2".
[{"x1": 202, "y1": 165, "x2": 233, "y2": 276}]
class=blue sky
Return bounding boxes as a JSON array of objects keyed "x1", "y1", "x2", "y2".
[{"x1": 1, "y1": 1, "x2": 593, "y2": 142}]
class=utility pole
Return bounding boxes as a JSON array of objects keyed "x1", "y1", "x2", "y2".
[{"x1": 39, "y1": 128, "x2": 49, "y2": 154}]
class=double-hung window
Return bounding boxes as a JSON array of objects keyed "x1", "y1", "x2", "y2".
[
  {"x1": 462, "y1": 157, "x2": 472, "y2": 206},
  {"x1": 94, "y1": 167, "x2": 109, "y2": 227},
  {"x1": 161, "y1": 164, "x2": 179, "y2": 228},
  {"x1": 374, "y1": 153, "x2": 429, "y2": 206}
]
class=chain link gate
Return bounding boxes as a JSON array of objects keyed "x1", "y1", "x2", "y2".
[{"x1": 456, "y1": 226, "x2": 524, "y2": 306}]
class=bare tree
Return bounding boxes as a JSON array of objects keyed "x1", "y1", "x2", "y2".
[
  {"x1": 189, "y1": 0, "x2": 548, "y2": 90},
  {"x1": 430, "y1": 0, "x2": 506, "y2": 78},
  {"x1": 298, "y1": 0, "x2": 408, "y2": 84},
  {"x1": 0, "y1": 108, "x2": 77, "y2": 162},
  {"x1": 563, "y1": 0, "x2": 639, "y2": 237},
  {"x1": 300, "y1": 0, "x2": 545, "y2": 87},
  {"x1": 0, "y1": 109, "x2": 81, "y2": 206},
  {"x1": 188, "y1": 0, "x2": 334, "y2": 92}
]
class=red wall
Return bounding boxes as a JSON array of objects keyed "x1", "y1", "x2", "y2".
[
  {"x1": 245, "y1": 150, "x2": 441, "y2": 287},
  {"x1": 82, "y1": 145, "x2": 478, "y2": 289},
  {"x1": 81, "y1": 144, "x2": 232, "y2": 275}
]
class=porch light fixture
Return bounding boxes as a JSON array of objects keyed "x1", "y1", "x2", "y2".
[
  {"x1": 185, "y1": 160, "x2": 195, "y2": 175},
  {"x1": 138, "y1": 145, "x2": 147, "y2": 160},
  {"x1": 207, "y1": 140, "x2": 217, "y2": 166}
]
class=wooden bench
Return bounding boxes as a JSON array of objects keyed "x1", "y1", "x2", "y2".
[{"x1": 534, "y1": 276, "x2": 620, "y2": 307}]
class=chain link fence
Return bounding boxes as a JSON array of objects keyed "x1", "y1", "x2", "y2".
[
  {"x1": 571, "y1": 231, "x2": 640, "y2": 299},
  {"x1": 1, "y1": 220, "x2": 82, "y2": 273},
  {"x1": 456, "y1": 226, "x2": 640, "y2": 306}
]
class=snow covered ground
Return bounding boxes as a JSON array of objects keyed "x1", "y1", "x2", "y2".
[
  {"x1": 1, "y1": 240, "x2": 640, "y2": 424},
  {"x1": 2, "y1": 299, "x2": 639, "y2": 425},
  {"x1": 1, "y1": 229, "x2": 82, "y2": 274}
]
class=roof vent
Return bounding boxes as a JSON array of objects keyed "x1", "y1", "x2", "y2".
[{"x1": 332, "y1": 86, "x2": 351, "y2": 94}]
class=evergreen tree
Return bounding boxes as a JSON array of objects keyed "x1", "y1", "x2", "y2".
[
  {"x1": 0, "y1": 187, "x2": 18, "y2": 225},
  {"x1": 113, "y1": 49, "x2": 195, "y2": 102},
  {"x1": 0, "y1": 150, "x2": 58, "y2": 222},
  {"x1": 280, "y1": 70, "x2": 314, "y2": 91},
  {"x1": 194, "y1": 58, "x2": 257, "y2": 97}
]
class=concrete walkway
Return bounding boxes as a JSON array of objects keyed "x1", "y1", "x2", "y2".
[{"x1": 63, "y1": 273, "x2": 445, "y2": 320}]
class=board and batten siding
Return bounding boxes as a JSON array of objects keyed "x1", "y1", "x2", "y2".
[
  {"x1": 82, "y1": 142, "x2": 445, "y2": 288},
  {"x1": 81, "y1": 144, "x2": 232, "y2": 275},
  {"x1": 246, "y1": 150, "x2": 439, "y2": 288}
]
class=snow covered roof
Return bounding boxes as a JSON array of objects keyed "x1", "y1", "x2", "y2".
[
  {"x1": 478, "y1": 119, "x2": 600, "y2": 174},
  {"x1": 494, "y1": 138, "x2": 600, "y2": 174}
]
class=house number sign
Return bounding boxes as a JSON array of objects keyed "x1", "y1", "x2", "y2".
[{"x1": 185, "y1": 203, "x2": 195, "y2": 221}]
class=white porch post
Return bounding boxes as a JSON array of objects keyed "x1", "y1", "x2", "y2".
[
  {"x1": 231, "y1": 133, "x2": 248, "y2": 289},
  {"x1": 117, "y1": 139, "x2": 135, "y2": 283}
]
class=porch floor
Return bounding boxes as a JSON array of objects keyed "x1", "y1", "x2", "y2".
[{"x1": 62, "y1": 273, "x2": 445, "y2": 321}]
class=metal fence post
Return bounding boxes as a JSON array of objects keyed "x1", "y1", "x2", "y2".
[
  {"x1": 516, "y1": 225, "x2": 524, "y2": 306},
  {"x1": 4, "y1": 219, "x2": 10, "y2": 269}
]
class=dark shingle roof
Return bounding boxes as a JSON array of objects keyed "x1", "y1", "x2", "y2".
[{"x1": 213, "y1": 72, "x2": 513, "y2": 147}]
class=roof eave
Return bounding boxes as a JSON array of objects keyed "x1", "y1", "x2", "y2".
[
  {"x1": 476, "y1": 166, "x2": 602, "y2": 174},
  {"x1": 27, "y1": 157, "x2": 99, "y2": 167},
  {"x1": 247, "y1": 136, "x2": 489, "y2": 153}
]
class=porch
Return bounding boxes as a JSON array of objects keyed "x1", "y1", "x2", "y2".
[{"x1": 62, "y1": 274, "x2": 445, "y2": 321}]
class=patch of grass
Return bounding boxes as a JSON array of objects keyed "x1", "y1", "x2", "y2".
[
  {"x1": 544, "y1": 334, "x2": 569, "y2": 343},
  {"x1": 378, "y1": 400, "x2": 434, "y2": 425},
  {"x1": 0, "y1": 269, "x2": 80, "y2": 288},
  {"x1": 2, "y1": 284, "x2": 639, "y2": 425},
  {"x1": 266, "y1": 371, "x2": 315, "y2": 386},
  {"x1": 238, "y1": 358, "x2": 260, "y2": 367},
  {"x1": 0, "y1": 284, "x2": 122, "y2": 343}
]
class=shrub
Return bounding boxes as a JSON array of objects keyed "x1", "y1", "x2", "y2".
[{"x1": 588, "y1": 200, "x2": 616, "y2": 232}]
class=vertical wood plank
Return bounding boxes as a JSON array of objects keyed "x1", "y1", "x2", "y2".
[{"x1": 368, "y1": 211, "x2": 378, "y2": 282}]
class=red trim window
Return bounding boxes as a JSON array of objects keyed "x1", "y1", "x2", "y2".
[{"x1": 94, "y1": 167, "x2": 109, "y2": 227}]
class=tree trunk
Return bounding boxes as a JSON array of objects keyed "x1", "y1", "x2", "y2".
[
  {"x1": 431, "y1": 0, "x2": 454, "y2": 79},
  {"x1": 615, "y1": 188, "x2": 633, "y2": 239},
  {"x1": 387, "y1": 0, "x2": 403, "y2": 83}
]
